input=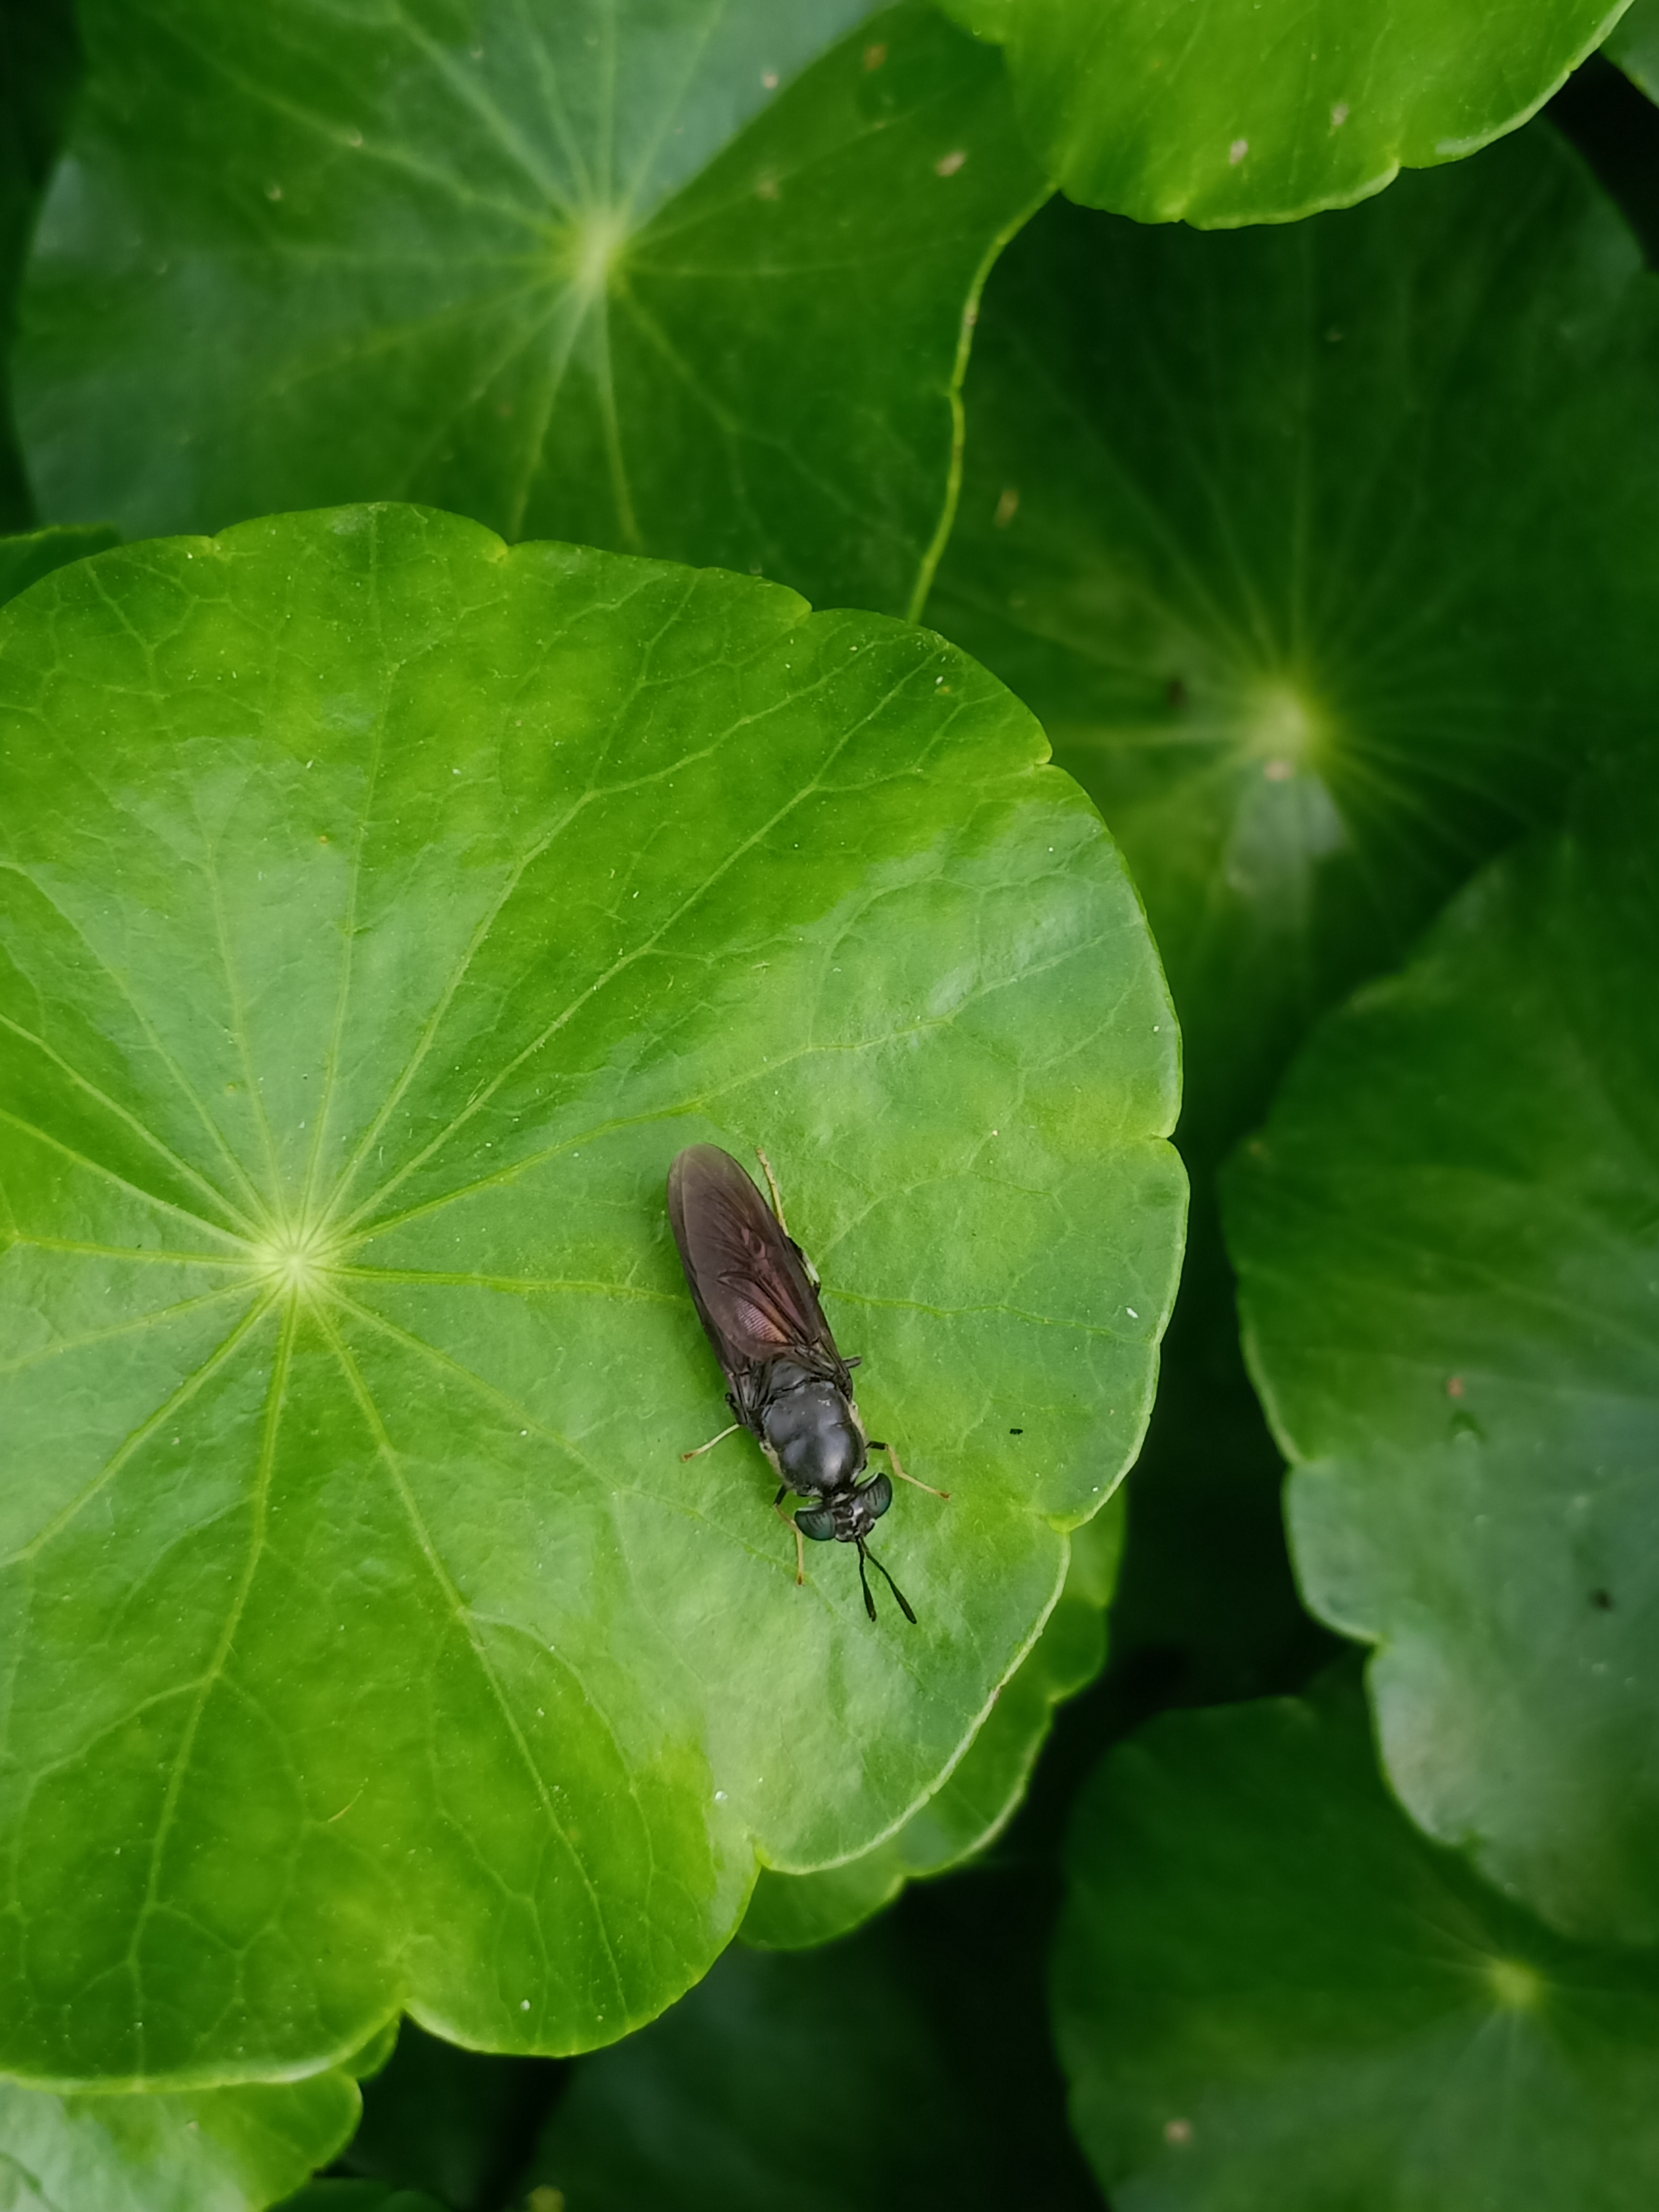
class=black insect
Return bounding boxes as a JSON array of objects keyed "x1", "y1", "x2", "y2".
[{"x1": 667, "y1": 1143, "x2": 947, "y2": 1623}]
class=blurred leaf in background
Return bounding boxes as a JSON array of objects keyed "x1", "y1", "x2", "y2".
[
  {"x1": 524, "y1": 1873, "x2": 1097, "y2": 2212},
  {"x1": 1056, "y1": 1669, "x2": 1659, "y2": 2209},
  {"x1": 0, "y1": 520, "x2": 118, "y2": 604},
  {"x1": 1228, "y1": 753, "x2": 1659, "y2": 1946},
  {"x1": 329, "y1": 2020, "x2": 560, "y2": 2212},
  {"x1": 15, "y1": 0, "x2": 1047, "y2": 614},
  {"x1": 939, "y1": 0, "x2": 1627, "y2": 224},
  {"x1": 0, "y1": 0, "x2": 77, "y2": 525}
]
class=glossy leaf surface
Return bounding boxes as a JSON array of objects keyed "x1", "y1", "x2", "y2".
[
  {"x1": 17, "y1": 0, "x2": 1046, "y2": 617},
  {"x1": 1226, "y1": 759, "x2": 1659, "y2": 1944},
  {"x1": 0, "y1": 2068, "x2": 361, "y2": 2212},
  {"x1": 927, "y1": 126, "x2": 1659, "y2": 1173},
  {"x1": 0, "y1": 504, "x2": 1182, "y2": 2084},
  {"x1": 940, "y1": 0, "x2": 1627, "y2": 224},
  {"x1": 1056, "y1": 1674, "x2": 1659, "y2": 2209},
  {"x1": 741, "y1": 1492, "x2": 1123, "y2": 1948}
]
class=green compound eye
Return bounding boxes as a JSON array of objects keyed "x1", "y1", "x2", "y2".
[{"x1": 795, "y1": 1507, "x2": 838, "y2": 1543}]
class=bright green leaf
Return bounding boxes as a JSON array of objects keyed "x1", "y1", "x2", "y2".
[
  {"x1": 1225, "y1": 757, "x2": 1659, "y2": 1945},
  {"x1": 1056, "y1": 1672, "x2": 1659, "y2": 2209},
  {"x1": 17, "y1": 0, "x2": 1047, "y2": 617},
  {"x1": 525, "y1": 1899, "x2": 1097, "y2": 2211},
  {"x1": 926, "y1": 124, "x2": 1659, "y2": 1174},
  {"x1": 940, "y1": 0, "x2": 1628, "y2": 224},
  {"x1": 1608, "y1": 0, "x2": 1659, "y2": 99},
  {"x1": 0, "y1": 504, "x2": 1182, "y2": 2084},
  {"x1": 0, "y1": 524, "x2": 119, "y2": 609},
  {"x1": 741, "y1": 1491, "x2": 1123, "y2": 1948},
  {"x1": 0, "y1": 2068, "x2": 361, "y2": 2212}
]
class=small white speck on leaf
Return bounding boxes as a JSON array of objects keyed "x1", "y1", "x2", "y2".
[
  {"x1": 1331, "y1": 102, "x2": 1349, "y2": 127},
  {"x1": 715, "y1": 1789, "x2": 728, "y2": 1802},
  {"x1": 1229, "y1": 138, "x2": 1249, "y2": 165},
  {"x1": 1127, "y1": 1308, "x2": 1139, "y2": 1319},
  {"x1": 265, "y1": 182, "x2": 282, "y2": 200},
  {"x1": 521, "y1": 1998, "x2": 531, "y2": 2010},
  {"x1": 1166, "y1": 2117, "x2": 1194, "y2": 2146},
  {"x1": 994, "y1": 486, "x2": 1020, "y2": 527},
  {"x1": 762, "y1": 68, "x2": 779, "y2": 89},
  {"x1": 936, "y1": 149, "x2": 967, "y2": 177}
]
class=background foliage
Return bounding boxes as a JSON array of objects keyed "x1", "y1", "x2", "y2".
[{"x1": 2, "y1": 1, "x2": 1659, "y2": 2207}]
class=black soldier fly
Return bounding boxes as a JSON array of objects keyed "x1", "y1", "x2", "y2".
[{"x1": 667, "y1": 1143, "x2": 947, "y2": 1623}]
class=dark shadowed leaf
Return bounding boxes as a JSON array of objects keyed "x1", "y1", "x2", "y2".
[
  {"x1": 1609, "y1": 0, "x2": 1659, "y2": 98},
  {"x1": 16, "y1": 0, "x2": 1046, "y2": 616},
  {"x1": 525, "y1": 1884, "x2": 1097, "y2": 2212},
  {"x1": 926, "y1": 125, "x2": 1659, "y2": 1175},
  {"x1": 940, "y1": 0, "x2": 1626, "y2": 224},
  {"x1": 1056, "y1": 1672, "x2": 1659, "y2": 2210},
  {"x1": 0, "y1": 504, "x2": 1182, "y2": 2086},
  {"x1": 0, "y1": 524, "x2": 119, "y2": 608},
  {"x1": 1226, "y1": 756, "x2": 1659, "y2": 1944},
  {"x1": 0, "y1": 0, "x2": 78, "y2": 527}
]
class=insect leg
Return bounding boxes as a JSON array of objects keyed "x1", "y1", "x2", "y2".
[
  {"x1": 869, "y1": 1440, "x2": 950, "y2": 1500},
  {"x1": 681, "y1": 1421, "x2": 741, "y2": 1462},
  {"x1": 755, "y1": 1145, "x2": 789, "y2": 1232},
  {"x1": 773, "y1": 1493, "x2": 806, "y2": 1586}
]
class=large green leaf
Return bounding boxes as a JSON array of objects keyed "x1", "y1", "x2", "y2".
[
  {"x1": 1225, "y1": 758, "x2": 1659, "y2": 1945},
  {"x1": 1055, "y1": 1672, "x2": 1659, "y2": 2209},
  {"x1": 16, "y1": 0, "x2": 1046, "y2": 618},
  {"x1": 0, "y1": 2068, "x2": 363, "y2": 2212},
  {"x1": 926, "y1": 123, "x2": 1659, "y2": 1175},
  {"x1": 525, "y1": 1888, "x2": 1097, "y2": 2211},
  {"x1": 940, "y1": 0, "x2": 1627, "y2": 224},
  {"x1": 740, "y1": 1491, "x2": 1123, "y2": 1948},
  {"x1": 0, "y1": 504, "x2": 1182, "y2": 2085}
]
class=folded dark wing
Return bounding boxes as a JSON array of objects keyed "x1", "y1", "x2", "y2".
[{"x1": 667, "y1": 1144, "x2": 845, "y2": 1382}]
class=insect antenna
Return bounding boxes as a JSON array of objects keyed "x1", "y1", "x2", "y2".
[{"x1": 857, "y1": 1539, "x2": 917, "y2": 1626}]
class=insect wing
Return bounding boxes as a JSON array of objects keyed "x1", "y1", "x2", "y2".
[{"x1": 668, "y1": 1145, "x2": 846, "y2": 1384}]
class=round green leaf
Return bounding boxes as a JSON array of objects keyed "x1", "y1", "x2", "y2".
[
  {"x1": 1608, "y1": 0, "x2": 1659, "y2": 100},
  {"x1": 1225, "y1": 758, "x2": 1659, "y2": 1945},
  {"x1": 940, "y1": 0, "x2": 1628, "y2": 224},
  {"x1": 740, "y1": 1491, "x2": 1123, "y2": 1948},
  {"x1": 1056, "y1": 1672, "x2": 1659, "y2": 2209},
  {"x1": 0, "y1": 504, "x2": 1182, "y2": 2084},
  {"x1": 17, "y1": 0, "x2": 1047, "y2": 618},
  {"x1": 0, "y1": 2067, "x2": 362, "y2": 2212},
  {"x1": 926, "y1": 124, "x2": 1659, "y2": 1173},
  {"x1": 0, "y1": 524, "x2": 120, "y2": 610}
]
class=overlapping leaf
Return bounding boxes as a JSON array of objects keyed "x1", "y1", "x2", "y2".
[
  {"x1": 0, "y1": 2060, "x2": 372, "y2": 2212},
  {"x1": 940, "y1": 0, "x2": 1627, "y2": 224},
  {"x1": 741, "y1": 1494, "x2": 1122, "y2": 1948},
  {"x1": 1226, "y1": 757, "x2": 1659, "y2": 1945},
  {"x1": 1056, "y1": 1673, "x2": 1659, "y2": 2209},
  {"x1": 1609, "y1": 0, "x2": 1659, "y2": 100},
  {"x1": 0, "y1": 504, "x2": 1182, "y2": 2085},
  {"x1": 927, "y1": 124, "x2": 1659, "y2": 1172},
  {"x1": 0, "y1": 0, "x2": 77, "y2": 527},
  {"x1": 0, "y1": 523, "x2": 118, "y2": 608},
  {"x1": 16, "y1": 0, "x2": 1046, "y2": 615}
]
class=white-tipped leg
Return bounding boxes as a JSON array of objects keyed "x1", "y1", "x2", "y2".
[
  {"x1": 756, "y1": 1144, "x2": 789, "y2": 1233},
  {"x1": 773, "y1": 1495, "x2": 807, "y2": 1585},
  {"x1": 878, "y1": 1441, "x2": 950, "y2": 1501},
  {"x1": 681, "y1": 1422, "x2": 740, "y2": 1462}
]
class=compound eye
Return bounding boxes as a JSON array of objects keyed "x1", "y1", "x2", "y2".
[
  {"x1": 795, "y1": 1506, "x2": 837, "y2": 1542},
  {"x1": 862, "y1": 1473, "x2": 893, "y2": 1522}
]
